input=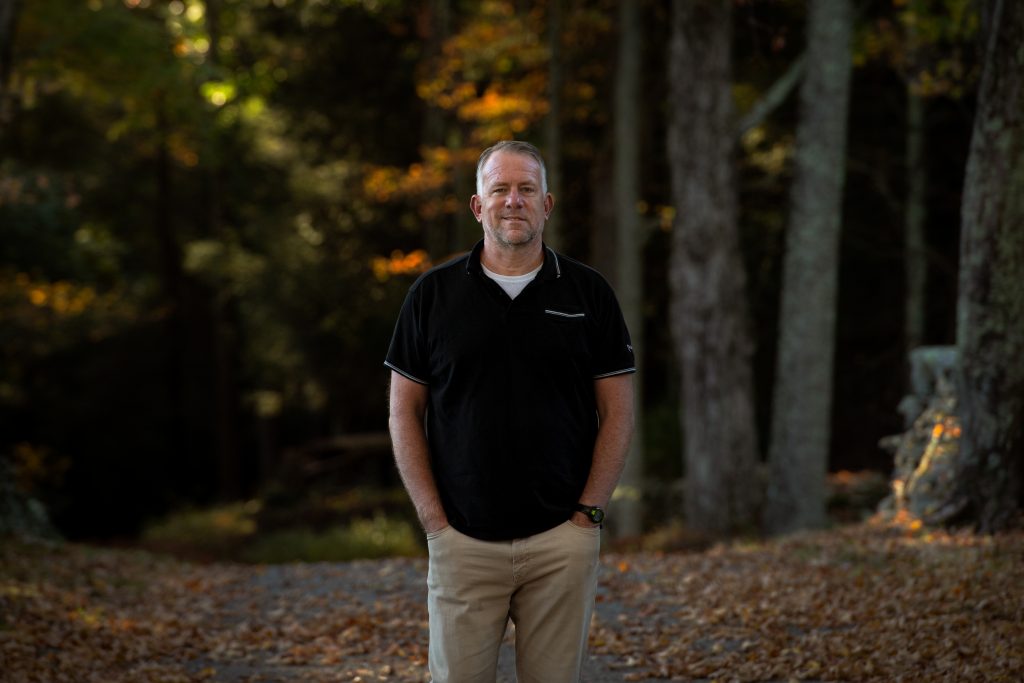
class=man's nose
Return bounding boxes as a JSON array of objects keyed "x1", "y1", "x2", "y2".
[{"x1": 505, "y1": 189, "x2": 524, "y2": 206}]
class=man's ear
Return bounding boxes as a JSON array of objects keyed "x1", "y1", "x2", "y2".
[
  {"x1": 544, "y1": 192, "x2": 555, "y2": 219},
  {"x1": 470, "y1": 195, "x2": 483, "y2": 221}
]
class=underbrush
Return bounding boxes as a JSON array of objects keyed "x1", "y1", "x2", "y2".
[{"x1": 140, "y1": 487, "x2": 422, "y2": 563}]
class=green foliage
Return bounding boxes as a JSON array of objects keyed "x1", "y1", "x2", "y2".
[
  {"x1": 856, "y1": 0, "x2": 981, "y2": 97},
  {"x1": 142, "y1": 499, "x2": 260, "y2": 549},
  {"x1": 240, "y1": 516, "x2": 421, "y2": 563},
  {"x1": 141, "y1": 496, "x2": 422, "y2": 563}
]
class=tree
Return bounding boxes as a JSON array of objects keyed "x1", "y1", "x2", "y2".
[
  {"x1": 953, "y1": 0, "x2": 1024, "y2": 532},
  {"x1": 543, "y1": 0, "x2": 563, "y2": 250},
  {"x1": 764, "y1": 0, "x2": 854, "y2": 535},
  {"x1": 858, "y1": 0, "x2": 982, "y2": 376},
  {"x1": 612, "y1": 0, "x2": 643, "y2": 537},
  {"x1": 667, "y1": 0, "x2": 759, "y2": 534},
  {"x1": 0, "y1": 0, "x2": 20, "y2": 124}
]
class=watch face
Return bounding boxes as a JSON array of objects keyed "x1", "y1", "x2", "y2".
[{"x1": 590, "y1": 508, "x2": 605, "y2": 524}]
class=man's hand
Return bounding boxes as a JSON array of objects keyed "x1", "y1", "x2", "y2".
[{"x1": 570, "y1": 511, "x2": 600, "y2": 528}]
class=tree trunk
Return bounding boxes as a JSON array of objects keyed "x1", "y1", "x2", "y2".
[
  {"x1": 204, "y1": 0, "x2": 243, "y2": 500},
  {"x1": 0, "y1": 0, "x2": 22, "y2": 125},
  {"x1": 154, "y1": 97, "x2": 188, "y2": 486},
  {"x1": 765, "y1": 0, "x2": 853, "y2": 535},
  {"x1": 954, "y1": 0, "x2": 1024, "y2": 533},
  {"x1": 904, "y1": 91, "x2": 928, "y2": 353},
  {"x1": 420, "y1": 0, "x2": 451, "y2": 259},
  {"x1": 667, "y1": 0, "x2": 759, "y2": 535},
  {"x1": 611, "y1": 0, "x2": 644, "y2": 538},
  {"x1": 543, "y1": 0, "x2": 563, "y2": 250}
]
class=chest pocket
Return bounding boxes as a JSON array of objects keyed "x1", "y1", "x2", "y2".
[
  {"x1": 544, "y1": 307, "x2": 586, "y2": 320},
  {"x1": 538, "y1": 307, "x2": 590, "y2": 370}
]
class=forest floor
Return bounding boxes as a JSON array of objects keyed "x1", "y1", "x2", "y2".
[{"x1": 1, "y1": 517, "x2": 1022, "y2": 683}]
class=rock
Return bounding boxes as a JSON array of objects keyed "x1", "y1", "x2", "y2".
[
  {"x1": 877, "y1": 346, "x2": 968, "y2": 524},
  {"x1": 0, "y1": 458, "x2": 60, "y2": 541}
]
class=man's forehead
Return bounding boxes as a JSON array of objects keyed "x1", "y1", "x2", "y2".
[{"x1": 481, "y1": 152, "x2": 542, "y2": 183}]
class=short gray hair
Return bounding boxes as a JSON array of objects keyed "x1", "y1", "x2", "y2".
[{"x1": 475, "y1": 140, "x2": 548, "y2": 195}]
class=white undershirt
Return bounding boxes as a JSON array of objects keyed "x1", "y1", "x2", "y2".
[{"x1": 482, "y1": 263, "x2": 543, "y2": 299}]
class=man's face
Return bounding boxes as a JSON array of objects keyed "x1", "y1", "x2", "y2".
[{"x1": 471, "y1": 151, "x2": 554, "y2": 250}]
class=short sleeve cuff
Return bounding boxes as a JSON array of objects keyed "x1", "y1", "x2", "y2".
[{"x1": 384, "y1": 361, "x2": 429, "y2": 385}]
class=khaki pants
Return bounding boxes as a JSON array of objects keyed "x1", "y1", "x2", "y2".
[{"x1": 425, "y1": 520, "x2": 601, "y2": 683}]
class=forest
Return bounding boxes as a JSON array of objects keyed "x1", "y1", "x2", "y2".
[
  {"x1": 3, "y1": 0, "x2": 1020, "y2": 541},
  {"x1": 1, "y1": 0, "x2": 1023, "y2": 679}
]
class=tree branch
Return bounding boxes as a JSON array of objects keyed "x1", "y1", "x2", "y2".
[{"x1": 735, "y1": 53, "x2": 805, "y2": 138}]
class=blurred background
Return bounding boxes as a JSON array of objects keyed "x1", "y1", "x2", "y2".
[{"x1": 0, "y1": 0, "x2": 980, "y2": 559}]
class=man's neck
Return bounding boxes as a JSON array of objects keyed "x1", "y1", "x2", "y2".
[{"x1": 480, "y1": 241, "x2": 545, "y2": 276}]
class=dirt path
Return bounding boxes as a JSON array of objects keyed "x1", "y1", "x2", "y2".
[
  {"x1": 3, "y1": 521, "x2": 1022, "y2": 682},
  {"x1": 167, "y1": 558, "x2": 626, "y2": 682}
]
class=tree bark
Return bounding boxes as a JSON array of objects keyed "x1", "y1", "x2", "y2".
[
  {"x1": 0, "y1": 0, "x2": 22, "y2": 125},
  {"x1": 543, "y1": 0, "x2": 563, "y2": 250},
  {"x1": 204, "y1": 0, "x2": 243, "y2": 500},
  {"x1": 904, "y1": 91, "x2": 928, "y2": 354},
  {"x1": 765, "y1": 0, "x2": 853, "y2": 535},
  {"x1": 612, "y1": 0, "x2": 643, "y2": 537},
  {"x1": 420, "y1": 0, "x2": 451, "y2": 259},
  {"x1": 667, "y1": 0, "x2": 759, "y2": 535},
  {"x1": 954, "y1": 0, "x2": 1024, "y2": 533}
]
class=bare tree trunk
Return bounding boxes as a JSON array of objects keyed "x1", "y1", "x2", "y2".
[
  {"x1": 954, "y1": 0, "x2": 1024, "y2": 533},
  {"x1": 0, "y1": 0, "x2": 22, "y2": 125},
  {"x1": 904, "y1": 92, "x2": 928, "y2": 353},
  {"x1": 667, "y1": 0, "x2": 759, "y2": 535},
  {"x1": 589, "y1": 137, "x2": 615, "y2": 276},
  {"x1": 611, "y1": 0, "x2": 643, "y2": 538},
  {"x1": 903, "y1": 5, "x2": 930, "y2": 356},
  {"x1": 765, "y1": 0, "x2": 853, "y2": 535},
  {"x1": 154, "y1": 97, "x2": 189, "y2": 482},
  {"x1": 203, "y1": 0, "x2": 243, "y2": 500},
  {"x1": 420, "y1": 0, "x2": 451, "y2": 259},
  {"x1": 543, "y1": 0, "x2": 563, "y2": 250}
]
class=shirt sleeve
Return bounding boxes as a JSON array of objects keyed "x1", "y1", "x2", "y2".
[
  {"x1": 384, "y1": 284, "x2": 430, "y2": 385},
  {"x1": 591, "y1": 281, "x2": 637, "y2": 379}
]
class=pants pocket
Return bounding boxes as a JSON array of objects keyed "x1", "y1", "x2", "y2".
[{"x1": 426, "y1": 525, "x2": 454, "y2": 542}]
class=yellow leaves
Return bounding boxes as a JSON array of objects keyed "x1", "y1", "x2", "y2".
[
  {"x1": 457, "y1": 87, "x2": 539, "y2": 135},
  {"x1": 363, "y1": 164, "x2": 447, "y2": 203},
  {"x1": 22, "y1": 279, "x2": 97, "y2": 316},
  {"x1": 857, "y1": 0, "x2": 980, "y2": 97},
  {"x1": 417, "y1": 1, "x2": 549, "y2": 142},
  {"x1": 371, "y1": 250, "x2": 431, "y2": 281},
  {"x1": 742, "y1": 126, "x2": 794, "y2": 177},
  {"x1": 362, "y1": 146, "x2": 476, "y2": 219}
]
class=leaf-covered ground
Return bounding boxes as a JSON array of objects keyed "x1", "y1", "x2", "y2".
[{"x1": 2, "y1": 519, "x2": 1022, "y2": 682}]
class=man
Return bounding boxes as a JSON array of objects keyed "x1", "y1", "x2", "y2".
[{"x1": 385, "y1": 140, "x2": 635, "y2": 682}]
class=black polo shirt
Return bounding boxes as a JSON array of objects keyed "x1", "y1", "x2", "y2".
[{"x1": 385, "y1": 240, "x2": 635, "y2": 540}]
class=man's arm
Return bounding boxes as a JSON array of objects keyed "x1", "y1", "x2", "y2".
[
  {"x1": 388, "y1": 371, "x2": 448, "y2": 533},
  {"x1": 572, "y1": 373, "x2": 635, "y2": 527}
]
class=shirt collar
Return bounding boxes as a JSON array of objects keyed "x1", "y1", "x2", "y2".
[{"x1": 465, "y1": 239, "x2": 561, "y2": 281}]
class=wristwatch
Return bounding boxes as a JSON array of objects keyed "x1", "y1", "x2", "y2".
[{"x1": 575, "y1": 504, "x2": 605, "y2": 525}]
